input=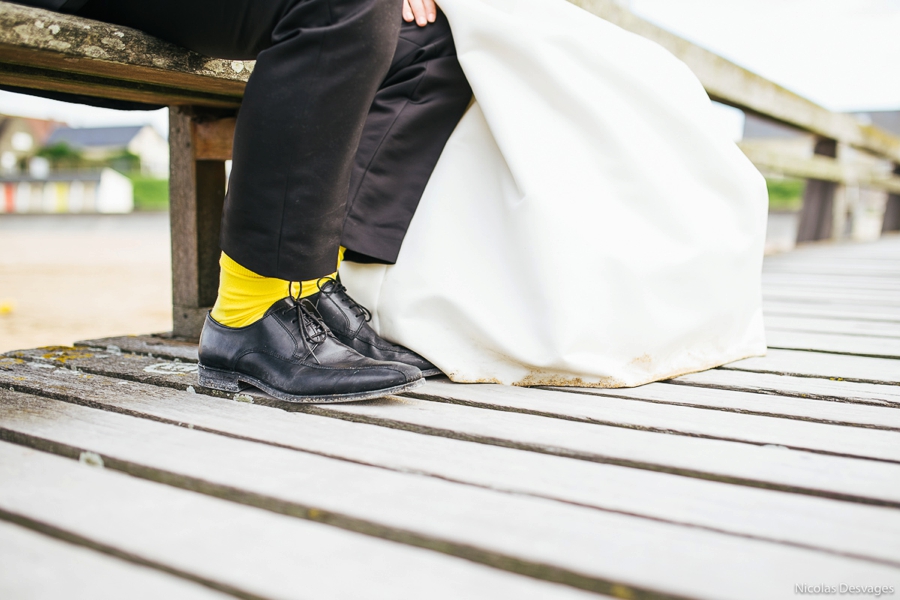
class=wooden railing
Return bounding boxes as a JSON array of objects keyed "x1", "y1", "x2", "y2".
[
  {"x1": 572, "y1": 0, "x2": 900, "y2": 239},
  {"x1": 1, "y1": 0, "x2": 898, "y2": 336}
]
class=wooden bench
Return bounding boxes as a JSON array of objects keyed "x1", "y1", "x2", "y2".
[{"x1": 2, "y1": 0, "x2": 899, "y2": 339}]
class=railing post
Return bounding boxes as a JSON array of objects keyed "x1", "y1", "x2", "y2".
[
  {"x1": 168, "y1": 106, "x2": 233, "y2": 340},
  {"x1": 795, "y1": 138, "x2": 839, "y2": 243},
  {"x1": 882, "y1": 164, "x2": 900, "y2": 233}
]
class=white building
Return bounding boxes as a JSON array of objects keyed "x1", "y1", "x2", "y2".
[
  {"x1": 46, "y1": 125, "x2": 169, "y2": 177},
  {"x1": 0, "y1": 168, "x2": 133, "y2": 214}
]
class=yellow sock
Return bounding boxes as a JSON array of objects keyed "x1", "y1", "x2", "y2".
[{"x1": 210, "y1": 248, "x2": 345, "y2": 328}]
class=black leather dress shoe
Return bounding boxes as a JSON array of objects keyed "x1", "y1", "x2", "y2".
[
  {"x1": 198, "y1": 297, "x2": 423, "y2": 403},
  {"x1": 310, "y1": 277, "x2": 442, "y2": 377}
]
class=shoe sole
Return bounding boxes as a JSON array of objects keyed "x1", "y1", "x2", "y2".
[
  {"x1": 420, "y1": 368, "x2": 443, "y2": 378},
  {"x1": 197, "y1": 365, "x2": 425, "y2": 404}
]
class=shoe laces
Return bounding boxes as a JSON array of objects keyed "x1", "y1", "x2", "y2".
[
  {"x1": 317, "y1": 276, "x2": 372, "y2": 322},
  {"x1": 288, "y1": 283, "x2": 332, "y2": 362}
]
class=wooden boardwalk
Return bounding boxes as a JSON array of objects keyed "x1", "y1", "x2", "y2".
[{"x1": 1, "y1": 237, "x2": 899, "y2": 600}]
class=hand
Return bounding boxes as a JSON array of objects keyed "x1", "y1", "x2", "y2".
[{"x1": 403, "y1": 0, "x2": 437, "y2": 26}]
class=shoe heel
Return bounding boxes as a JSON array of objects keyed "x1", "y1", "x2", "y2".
[{"x1": 198, "y1": 365, "x2": 243, "y2": 392}]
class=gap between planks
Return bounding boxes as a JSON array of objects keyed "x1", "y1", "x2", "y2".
[{"x1": 666, "y1": 370, "x2": 900, "y2": 408}]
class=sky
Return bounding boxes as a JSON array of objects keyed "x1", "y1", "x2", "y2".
[
  {"x1": 629, "y1": 0, "x2": 900, "y2": 112},
  {"x1": 0, "y1": 0, "x2": 897, "y2": 139}
]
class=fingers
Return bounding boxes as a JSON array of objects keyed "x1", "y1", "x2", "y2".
[
  {"x1": 402, "y1": 0, "x2": 415, "y2": 22},
  {"x1": 423, "y1": 0, "x2": 437, "y2": 23},
  {"x1": 404, "y1": 0, "x2": 437, "y2": 26}
]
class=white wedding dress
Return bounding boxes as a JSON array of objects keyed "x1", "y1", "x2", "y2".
[{"x1": 340, "y1": 0, "x2": 768, "y2": 387}]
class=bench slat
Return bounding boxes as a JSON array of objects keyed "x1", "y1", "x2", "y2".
[{"x1": 0, "y1": 2, "x2": 247, "y2": 107}]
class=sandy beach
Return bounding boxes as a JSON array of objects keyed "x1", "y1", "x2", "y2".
[{"x1": 0, "y1": 213, "x2": 172, "y2": 353}]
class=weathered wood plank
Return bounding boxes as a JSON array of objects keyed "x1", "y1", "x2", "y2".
[
  {"x1": 672, "y1": 369, "x2": 900, "y2": 407},
  {"x1": 769, "y1": 246, "x2": 900, "y2": 261},
  {"x1": 74, "y1": 336, "x2": 199, "y2": 362},
  {"x1": 764, "y1": 288, "x2": 900, "y2": 306},
  {"x1": 3, "y1": 397, "x2": 898, "y2": 598},
  {"x1": 763, "y1": 295, "x2": 900, "y2": 311},
  {"x1": 0, "y1": 61, "x2": 240, "y2": 107},
  {"x1": 763, "y1": 288, "x2": 900, "y2": 308},
  {"x1": 769, "y1": 237, "x2": 900, "y2": 257},
  {"x1": 0, "y1": 440, "x2": 597, "y2": 600},
  {"x1": 4, "y1": 357, "x2": 900, "y2": 505},
  {"x1": 765, "y1": 330, "x2": 900, "y2": 359},
  {"x1": 768, "y1": 253, "x2": 900, "y2": 264},
  {"x1": 4, "y1": 370, "x2": 900, "y2": 566},
  {"x1": 722, "y1": 348, "x2": 900, "y2": 385},
  {"x1": 763, "y1": 301, "x2": 900, "y2": 324},
  {"x1": 766, "y1": 251, "x2": 900, "y2": 263},
  {"x1": 194, "y1": 117, "x2": 236, "y2": 161},
  {"x1": 765, "y1": 315, "x2": 900, "y2": 339},
  {"x1": 739, "y1": 145, "x2": 900, "y2": 194},
  {"x1": 397, "y1": 380, "x2": 900, "y2": 462},
  {"x1": 763, "y1": 264, "x2": 900, "y2": 278},
  {"x1": 762, "y1": 273, "x2": 900, "y2": 292},
  {"x1": 0, "y1": 520, "x2": 231, "y2": 600},
  {"x1": 549, "y1": 382, "x2": 900, "y2": 430},
  {"x1": 0, "y1": 2, "x2": 247, "y2": 107}
]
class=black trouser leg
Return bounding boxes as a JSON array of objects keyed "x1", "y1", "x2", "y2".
[
  {"x1": 341, "y1": 9, "x2": 472, "y2": 264},
  {"x1": 225, "y1": 1, "x2": 402, "y2": 280},
  {"x1": 77, "y1": 0, "x2": 402, "y2": 281}
]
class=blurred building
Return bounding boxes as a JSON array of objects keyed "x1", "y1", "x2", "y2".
[
  {"x1": 46, "y1": 125, "x2": 169, "y2": 177},
  {"x1": 0, "y1": 168, "x2": 133, "y2": 214},
  {"x1": 0, "y1": 114, "x2": 64, "y2": 173}
]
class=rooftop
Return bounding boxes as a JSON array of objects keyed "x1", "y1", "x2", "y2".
[{"x1": 46, "y1": 125, "x2": 145, "y2": 149}]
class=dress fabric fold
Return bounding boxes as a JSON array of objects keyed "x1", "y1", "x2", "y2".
[{"x1": 340, "y1": 0, "x2": 769, "y2": 387}]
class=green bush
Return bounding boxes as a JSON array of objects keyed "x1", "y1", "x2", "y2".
[
  {"x1": 129, "y1": 175, "x2": 169, "y2": 211},
  {"x1": 767, "y1": 178, "x2": 805, "y2": 212},
  {"x1": 36, "y1": 142, "x2": 86, "y2": 170}
]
